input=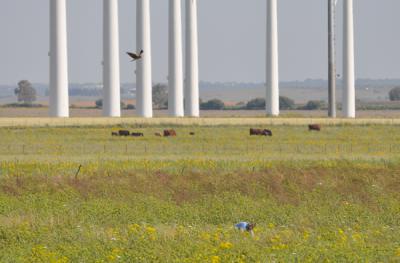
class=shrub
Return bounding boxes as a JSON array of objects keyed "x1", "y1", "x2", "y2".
[
  {"x1": 280, "y1": 96, "x2": 295, "y2": 110},
  {"x1": 200, "y1": 99, "x2": 225, "y2": 110},
  {"x1": 246, "y1": 98, "x2": 265, "y2": 110},
  {"x1": 389, "y1": 87, "x2": 400, "y2": 101},
  {"x1": 126, "y1": 104, "x2": 136, "y2": 110},
  {"x1": 303, "y1": 100, "x2": 325, "y2": 110}
]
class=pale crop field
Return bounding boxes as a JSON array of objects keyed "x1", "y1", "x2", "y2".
[
  {"x1": 0, "y1": 124, "x2": 399, "y2": 161},
  {"x1": 0, "y1": 122, "x2": 399, "y2": 262}
]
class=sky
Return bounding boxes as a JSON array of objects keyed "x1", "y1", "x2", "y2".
[{"x1": 0, "y1": 0, "x2": 399, "y2": 85}]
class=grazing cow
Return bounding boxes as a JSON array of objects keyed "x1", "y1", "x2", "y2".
[
  {"x1": 308, "y1": 124, "x2": 321, "y2": 131},
  {"x1": 155, "y1": 132, "x2": 162, "y2": 137},
  {"x1": 250, "y1": 128, "x2": 272, "y2": 136},
  {"x1": 131, "y1": 132, "x2": 144, "y2": 137},
  {"x1": 262, "y1": 129, "x2": 273, "y2": 136},
  {"x1": 111, "y1": 132, "x2": 118, "y2": 136},
  {"x1": 118, "y1": 130, "x2": 130, "y2": 136},
  {"x1": 164, "y1": 129, "x2": 177, "y2": 137},
  {"x1": 189, "y1": 132, "x2": 195, "y2": 136},
  {"x1": 250, "y1": 128, "x2": 263, "y2": 136}
]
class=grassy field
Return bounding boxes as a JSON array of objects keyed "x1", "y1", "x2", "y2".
[{"x1": 0, "y1": 123, "x2": 400, "y2": 262}]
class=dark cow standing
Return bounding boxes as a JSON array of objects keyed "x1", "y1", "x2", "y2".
[
  {"x1": 250, "y1": 128, "x2": 272, "y2": 137},
  {"x1": 118, "y1": 130, "x2": 130, "y2": 136},
  {"x1": 131, "y1": 132, "x2": 144, "y2": 137},
  {"x1": 164, "y1": 129, "x2": 177, "y2": 137},
  {"x1": 262, "y1": 129, "x2": 273, "y2": 136},
  {"x1": 189, "y1": 132, "x2": 195, "y2": 136},
  {"x1": 308, "y1": 124, "x2": 321, "y2": 131}
]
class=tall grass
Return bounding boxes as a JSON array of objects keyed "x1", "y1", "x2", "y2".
[
  {"x1": 0, "y1": 160, "x2": 399, "y2": 261},
  {"x1": 0, "y1": 125, "x2": 399, "y2": 261}
]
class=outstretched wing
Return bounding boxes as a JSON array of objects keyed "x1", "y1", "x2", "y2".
[{"x1": 126, "y1": 52, "x2": 139, "y2": 60}]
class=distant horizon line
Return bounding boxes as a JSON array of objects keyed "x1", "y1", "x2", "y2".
[{"x1": 1, "y1": 78, "x2": 400, "y2": 87}]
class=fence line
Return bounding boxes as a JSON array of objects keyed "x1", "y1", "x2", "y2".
[{"x1": 0, "y1": 143, "x2": 399, "y2": 156}]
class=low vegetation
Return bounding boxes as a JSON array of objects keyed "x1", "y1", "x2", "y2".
[
  {"x1": 0, "y1": 159, "x2": 399, "y2": 261},
  {"x1": 0, "y1": 124, "x2": 399, "y2": 261}
]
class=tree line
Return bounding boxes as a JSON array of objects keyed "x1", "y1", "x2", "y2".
[{"x1": 6, "y1": 80, "x2": 400, "y2": 110}]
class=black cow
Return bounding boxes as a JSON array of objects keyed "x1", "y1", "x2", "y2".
[{"x1": 119, "y1": 130, "x2": 130, "y2": 136}]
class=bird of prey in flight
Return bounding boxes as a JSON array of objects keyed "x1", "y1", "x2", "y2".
[{"x1": 126, "y1": 50, "x2": 144, "y2": 61}]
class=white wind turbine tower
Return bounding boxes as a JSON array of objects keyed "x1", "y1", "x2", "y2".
[
  {"x1": 343, "y1": 0, "x2": 356, "y2": 118},
  {"x1": 266, "y1": 0, "x2": 280, "y2": 116},
  {"x1": 169, "y1": 0, "x2": 185, "y2": 117},
  {"x1": 49, "y1": 0, "x2": 69, "y2": 117},
  {"x1": 328, "y1": 0, "x2": 337, "y2": 118},
  {"x1": 185, "y1": 0, "x2": 200, "y2": 117},
  {"x1": 136, "y1": 0, "x2": 153, "y2": 118},
  {"x1": 103, "y1": 0, "x2": 121, "y2": 117}
]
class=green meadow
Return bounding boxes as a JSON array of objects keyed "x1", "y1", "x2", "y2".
[{"x1": 0, "y1": 123, "x2": 399, "y2": 262}]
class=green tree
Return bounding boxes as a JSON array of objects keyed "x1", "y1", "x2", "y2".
[
  {"x1": 246, "y1": 98, "x2": 265, "y2": 110},
  {"x1": 303, "y1": 100, "x2": 324, "y2": 110},
  {"x1": 95, "y1": 99, "x2": 103, "y2": 109},
  {"x1": 14, "y1": 80, "x2": 37, "y2": 104},
  {"x1": 245, "y1": 97, "x2": 295, "y2": 110},
  {"x1": 280, "y1": 96, "x2": 295, "y2": 110},
  {"x1": 389, "y1": 87, "x2": 400, "y2": 101},
  {"x1": 152, "y1": 84, "x2": 168, "y2": 109},
  {"x1": 200, "y1": 99, "x2": 225, "y2": 110}
]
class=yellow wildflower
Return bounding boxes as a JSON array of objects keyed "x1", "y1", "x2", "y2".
[
  {"x1": 303, "y1": 231, "x2": 310, "y2": 241},
  {"x1": 220, "y1": 242, "x2": 233, "y2": 249},
  {"x1": 211, "y1": 256, "x2": 220, "y2": 263},
  {"x1": 146, "y1": 226, "x2": 156, "y2": 234}
]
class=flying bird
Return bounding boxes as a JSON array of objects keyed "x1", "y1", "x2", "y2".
[{"x1": 126, "y1": 50, "x2": 144, "y2": 61}]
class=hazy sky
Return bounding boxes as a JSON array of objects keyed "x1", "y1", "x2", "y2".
[{"x1": 0, "y1": 0, "x2": 399, "y2": 85}]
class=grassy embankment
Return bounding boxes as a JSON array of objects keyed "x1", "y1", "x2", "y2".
[{"x1": 0, "y1": 124, "x2": 399, "y2": 261}]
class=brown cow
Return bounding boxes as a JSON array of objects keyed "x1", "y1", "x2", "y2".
[
  {"x1": 164, "y1": 129, "x2": 177, "y2": 137},
  {"x1": 189, "y1": 132, "x2": 195, "y2": 136},
  {"x1": 119, "y1": 130, "x2": 130, "y2": 136},
  {"x1": 131, "y1": 132, "x2": 144, "y2": 137},
  {"x1": 155, "y1": 132, "x2": 162, "y2": 137},
  {"x1": 308, "y1": 124, "x2": 321, "y2": 131}
]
